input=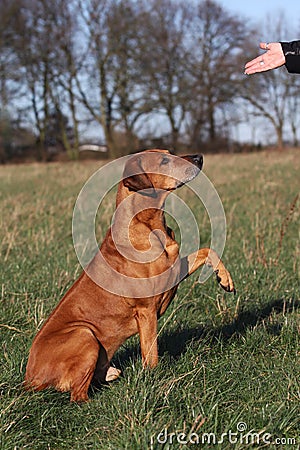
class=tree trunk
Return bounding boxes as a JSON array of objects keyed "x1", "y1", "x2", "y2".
[
  {"x1": 276, "y1": 125, "x2": 283, "y2": 150},
  {"x1": 208, "y1": 96, "x2": 215, "y2": 142},
  {"x1": 68, "y1": 78, "x2": 79, "y2": 160}
]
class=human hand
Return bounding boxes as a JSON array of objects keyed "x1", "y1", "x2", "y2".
[{"x1": 244, "y1": 42, "x2": 285, "y2": 75}]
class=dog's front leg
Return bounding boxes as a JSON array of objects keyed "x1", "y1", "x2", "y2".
[
  {"x1": 181, "y1": 248, "x2": 235, "y2": 293},
  {"x1": 135, "y1": 307, "x2": 158, "y2": 368}
]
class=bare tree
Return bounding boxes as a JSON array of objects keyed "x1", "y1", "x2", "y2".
[
  {"x1": 241, "y1": 70, "x2": 293, "y2": 149},
  {"x1": 76, "y1": 0, "x2": 159, "y2": 157},
  {"x1": 185, "y1": 0, "x2": 247, "y2": 149},
  {"x1": 285, "y1": 77, "x2": 300, "y2": 147},
  {"x1": 9, "y1": 0, "x2": 81, "y2": 159},
  {"x1": 47, "y1": 0, "x2": 81, "y2": 159},
  {"x1": 14, "y1": 0, "x2": 62, "y2": 159},
  {"x1": 75, "y1": 0, "x2": 121, "y2": 157},
  {"x1": 0, "y1": 0, "x2": 24, "y2": 110},
  {"x1": 240, "y1": 14, "x2": 298, "y2": 149},
  {"x1": 136, "y1": 0, "x2": 191, "y2": 151},
  {"x1": 106, "y1": 1, "x2": 152, "y2": 141}
]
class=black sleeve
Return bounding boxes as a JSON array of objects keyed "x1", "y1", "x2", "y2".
[{"x1": 280, "y1": 41, "x2": 300, "y2": 74}]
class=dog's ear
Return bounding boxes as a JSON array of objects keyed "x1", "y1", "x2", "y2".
[{"x1": 123, "y1": 155, "x2": 155, "y2": 194}]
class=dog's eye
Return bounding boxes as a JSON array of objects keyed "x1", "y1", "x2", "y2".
[{"x1": 161, "y1": 157, "x2": 170, "y2": 165}]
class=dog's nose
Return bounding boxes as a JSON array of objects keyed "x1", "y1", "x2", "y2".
[
  {"x1": 181, "y1": 154, "x2": 203, "y2": 172},
  {"x1": 189, "y1": 154, "x2": 203, "y2": 169},
  {"x1": 194, "y1": 154, "x2": 203, "y2": 168}
]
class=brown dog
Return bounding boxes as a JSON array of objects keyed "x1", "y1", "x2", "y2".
[{"x1": 25, "y1": 149, "x2": 235, "y2": 402}]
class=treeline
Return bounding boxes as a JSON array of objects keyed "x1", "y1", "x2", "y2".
[{"x1": 0, "y1": 0, "x2": 299, "y2": 162}]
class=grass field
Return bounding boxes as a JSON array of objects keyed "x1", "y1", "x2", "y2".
[{"x1": 0, "y1": 149, "x2": 299, "y2": 449}]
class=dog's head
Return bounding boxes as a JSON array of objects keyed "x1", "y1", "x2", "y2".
[{"x1": 123, "y1": 149, "x2": 203, "y2": 197}]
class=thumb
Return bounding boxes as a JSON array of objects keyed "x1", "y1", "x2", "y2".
[{"x1": 259, "y1": 42, "x2": 267, "y2": 50}]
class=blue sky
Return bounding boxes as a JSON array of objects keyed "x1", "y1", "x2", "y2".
[{"x1": 220, "y1": 0, "x2": 300, "y2": 41}]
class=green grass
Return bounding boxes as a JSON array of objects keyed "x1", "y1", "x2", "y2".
[{"x1": 0, "y1": 150, "x2": 299, "y2": 449}]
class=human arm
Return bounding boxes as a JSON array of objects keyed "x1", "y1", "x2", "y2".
[{"x1": 280, "y1": 40, "x2": 300, "y2": 73}]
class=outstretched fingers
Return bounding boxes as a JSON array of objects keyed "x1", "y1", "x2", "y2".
[{"x1": 244, "y1": 42, "x2": 285, "y2": 75}]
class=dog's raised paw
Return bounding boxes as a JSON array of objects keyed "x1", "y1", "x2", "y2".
[{"x1": 215, "y1": 269, "x2": 235, "y2": 293}]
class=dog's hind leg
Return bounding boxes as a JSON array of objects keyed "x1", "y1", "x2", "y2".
[
  {"x1": 60, "y1": 328, "x2": 100, "y2": 402},
  {"x1": 92, "y1": 345, "x2": 121, "y2": 386},
  {"x1": 25, "y1": 327, "x2": 100, "y2": 402}
]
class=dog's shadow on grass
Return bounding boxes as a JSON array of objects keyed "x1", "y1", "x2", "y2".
[
  {"x1": 213, "y1": 297, "x2": 299, "y2": 338},
  {"x1": 114, "y1": 297, "x2": 300, "y2": 370}
]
